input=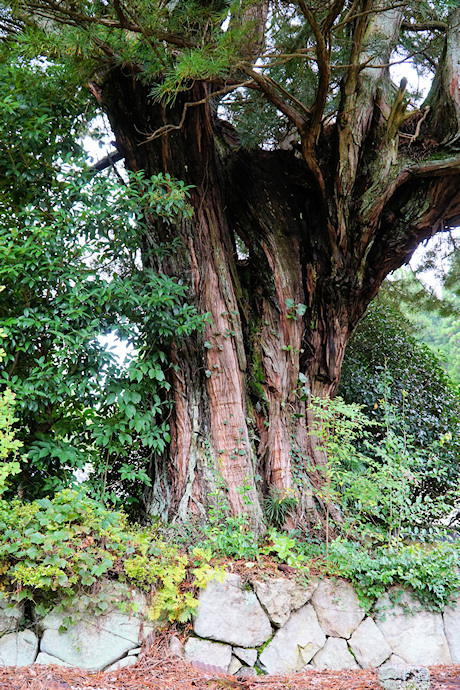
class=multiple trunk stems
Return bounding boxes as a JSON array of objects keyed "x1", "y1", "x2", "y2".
[{"x1": 98, "y1": 7, "x2": 460, "y2": 533}]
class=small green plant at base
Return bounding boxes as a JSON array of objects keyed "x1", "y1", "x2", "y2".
[
  {"x1": 262, "y1": 528, "x2": 307, "y2": 568},
  {"x1": 264, "y1": 486, "x2": 298, "y2": 529},
  {"x1": 237, "y1": 476, "x2": 255, "y2": 507},
  {"x1": 202, "y1": 512, "x2": 259, "y2": 560},
  {"x1": 124, "y1": 544, "x2": 224, "y2": 623}
]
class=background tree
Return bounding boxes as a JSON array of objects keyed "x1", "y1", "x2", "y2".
[
  {"x1": 399, "y1": 243, "x2": 460, "y2": 385},
  {"x1": 372, "y1": 232, "x2": 460, "y2": 384},
  {"x1": 0, "y1": 0, "x2": 459, "y2": 531},
  {"x1": 340, "y1": 297, "x2": 460, "y2": 507},
  {"x1": 406, "y1": 288, "x2": 460, "y2": 385}
]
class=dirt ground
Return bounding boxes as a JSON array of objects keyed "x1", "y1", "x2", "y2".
[{"x1": 1, "y1": 635, "x2": 459, "y2": 690}]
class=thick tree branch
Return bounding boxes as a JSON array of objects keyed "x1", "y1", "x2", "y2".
[
  {"x1": 386, "y1": 78, "x2": 408, "y2": 140},
  {"x1": 410, "y1": 155, "x2": 460, "y2": 178},
  {"x1": 401, "y1": 19, "x2": 447, "y2": 32},
  {"x1": 321, "y1": 0, "x2": 346, "y2": 35},
  {"x1": 363, "y1": 155, "x2": 460, "y2": 236},
  {"x1": 297, "y1": 0, "x2": 330, "y2": 141},
  {"x1": 91, "y1": 149, "x2": 124, "y2": 172},
  {"x1": 296, "y1": 0, "x2": 331, "y2": 196}
]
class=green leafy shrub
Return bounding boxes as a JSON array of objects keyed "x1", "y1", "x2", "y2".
[
  {"x1": 0, "y1": 60, "x2": 203, "y2": 511},
  {"x1": 307, "y1": 392, "x2": 460, "y2": 548},
  {"x1": 0, "y1": 327, "x2": 22, "y2": 496},
  {"x1": 0, "y1": 490, "x2": 222, "y2": 623},
  {"x1": 2, "y1": 487, "x2": 460, "y2": 617},
  {"x1": 327, "y1": 538, "x2": 460, "y2": 611},
  {"x1": 0, "y1": 165, "x2": 203, "y2": 510}
]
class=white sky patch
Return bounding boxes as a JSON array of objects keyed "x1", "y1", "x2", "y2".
[
  {"x1": 98, "y1": 333, "x2": 134, "y2": 367},
  {"x1": 390, "y1": 54, "x2": 432, "y2": 105}
]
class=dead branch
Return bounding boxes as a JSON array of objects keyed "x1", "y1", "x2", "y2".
[{"x1": 139, "y1": 81, "x2": 255, "y2": 144}]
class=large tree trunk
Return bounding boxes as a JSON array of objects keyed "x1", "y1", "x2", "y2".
[
  {"x1": 98, "y1": 5, "x2": 460, "y2": 534},
  {"x1": 103, "y1": 75, "x2": 267, "y2": 526},
  {"x1": 102, "y1": 72, "x2": 340, "y2": 529}
]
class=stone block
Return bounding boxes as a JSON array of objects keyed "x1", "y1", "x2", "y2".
[
  {"x1": 379, "y1": 655, "x2": 411, "y2": 671},
  {"x1": 233, "y1": 646, "x2": 257, "y2": 666},
  {"x1": 39, "y1": 586, "x2": 154, "y2": 672},
  {"x1": 378, "y1": 665, "x2": 430, "y2": 690},
  {"x1": 443, "y1": 599, "x2": 460, "y2": 662},
  {"x1": 254, "y1": 577, "x2": 318, "y2": 627},
  {"x1": 349, "y1": 616, "x2": 392, "y2": 668},
  {"x1": 374, "y1": 591, "x2": 451, "y2": 666},
  {"x1": 169, "y1": 635, "x2": 185, "y2": 659},
  {"x1": 34, "y1": 652, "x2": 73, "y2": 667},
  {"x1": 236, "y1": 666, "x2": 257, "y2": 678},
  {"x1": 193, "y1": 574, "x2": 272, "y2": 647},
  {"x1": 0, "y1": 595, "x2": 22, "y2": 636},
  {"x1": 311, "y1": 579, "x2": 365, "y2": 638},
  {"x1": 259, "y1": 603, "x2": 325, "y2": 675},
  {"x1": 310, "y1": 636, "x2": 359, "y2": 670},
  {"x1": 185, "y1": 637, "x2": 232, "y2": 672},
  {"x1": 0, "y1": 630, "x2": 38, "y2": 666},
  {"x1": 228, "y1": 655, "x2": 243, "y2": 674}
]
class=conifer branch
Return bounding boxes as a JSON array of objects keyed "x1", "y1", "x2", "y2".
[{"x1": 241, "y1": 67, "x2": 307, "y2": 131}]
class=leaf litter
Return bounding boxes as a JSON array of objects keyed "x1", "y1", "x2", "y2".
[{"x1": 0, "y1": 633, "x2": 458, "y2": 690}]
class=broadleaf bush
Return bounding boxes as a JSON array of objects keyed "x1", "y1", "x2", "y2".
[{"x1": 0, "y1": 490, "x2": 223, "y2": 623}]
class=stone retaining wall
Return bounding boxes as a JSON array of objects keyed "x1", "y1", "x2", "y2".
[
  {"x1": 0, "y1": 582, "x2": 154, "y2": 671},
  {"x1": 182, "y1": 574, "x2": 458, "y2": 677},
  {"x1": 2, "y1": 574, "x2": 460, "y2": 675}
]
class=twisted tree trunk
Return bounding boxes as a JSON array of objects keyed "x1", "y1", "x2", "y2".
[{"x1": 97, "y1": 5, "x2": 460, "y2": 533}]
